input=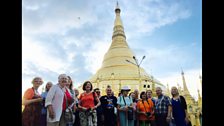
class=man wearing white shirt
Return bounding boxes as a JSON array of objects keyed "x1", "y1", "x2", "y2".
[{"x1": 45, "y1": 74, "x2": 68, "y2": 126}]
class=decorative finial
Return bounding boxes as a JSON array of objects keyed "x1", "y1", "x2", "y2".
[
  {"x1": 115, "y1": 1, "x2": 121, "y2": 13},
  {"x1": 181, "y1": 67, "x2": 184, "y2": 75}
]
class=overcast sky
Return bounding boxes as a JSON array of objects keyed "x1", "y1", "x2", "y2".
[{"x1": 22, "y1": 0, "x2": 202, "y2": 99}]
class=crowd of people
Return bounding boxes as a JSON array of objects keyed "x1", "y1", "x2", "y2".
[{"x1": 22, "y1": 74, "x2": 193, "y2": 126}]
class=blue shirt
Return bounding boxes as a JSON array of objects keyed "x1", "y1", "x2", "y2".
[{"x1": 41, "y1": 91, "x2": 48, "y2": 115}]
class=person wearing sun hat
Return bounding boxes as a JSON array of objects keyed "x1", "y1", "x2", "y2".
[{"x1": 117, "y1": 86, "x2": 134, "y2": 126}]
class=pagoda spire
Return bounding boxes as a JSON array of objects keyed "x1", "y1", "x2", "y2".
[
  {"x1": 181, "y1": 69, "x2": 191, "y2": 96},
  {"x1": 110, "y1": 1, "x2": 128, "y2": 49},
  {"x1": 197, "y1": 89, "x2": 201, "y2": 100},
  {"x1": 177, "y1": 83, "x2": 181, "y2": 95},
  {"x1": 88, "y1": 1, "x2": 165, "y2": 97},
  {"x1": 180, "y1": 69, "x2": 195, "y2": 105}
]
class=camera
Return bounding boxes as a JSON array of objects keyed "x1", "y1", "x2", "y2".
[{"x1": 146, "y1": 112, "x2": 151, "y2": 117}]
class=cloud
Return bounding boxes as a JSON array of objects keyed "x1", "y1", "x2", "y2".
[
  {"x1": 121, "y1": 0, "x2": 191, "y2": 39},
  {"x1": 22, "y1": 0, "x2": 199, "y2": 96},
  {"x1": 22, "y1": 0, "x2": 99, "y2": 35}
]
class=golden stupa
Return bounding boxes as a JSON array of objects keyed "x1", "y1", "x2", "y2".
[
  {"x1": 86, "y1": 2, "x2": 165, "y2": 96},
  {"x1": 176, "y1": 70, "x2": 202, "y2": 126}
]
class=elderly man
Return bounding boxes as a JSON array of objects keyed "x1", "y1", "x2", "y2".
[
  {"x1": 100, "y1": 86, "x2": 118, "y2": 126},
  {"x1": 45, "y1": 74, "x2": 68, "y2": 126},
  {"x1": 134, "y1": 89, "x2": 139, "y2": 101},
  {"x1": 155, "y1": 87, "x2": 172, "y2": 126}
]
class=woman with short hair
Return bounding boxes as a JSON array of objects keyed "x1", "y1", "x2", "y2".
[
  {"x1": 137, "y1": 91, "x2": 155, "y2": 126},
  {"x1": 22, "y1": 77, "x2": 44, "y2": 126},
  {"x1": 171, "y1": 86, "x2": 189, "y2": 126},
  {"x1": 78, "y1": 81, "x2": 101, "y2": 126}
]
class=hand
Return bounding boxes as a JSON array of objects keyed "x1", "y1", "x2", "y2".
[
  {"x1": 91, "y1": 106, "x2": 97, "y2": 110},
  {"x1": 82, "y1": 107, "x2": 87, "y2": 111},
  {"x1": 128, "y1": 106, "x2": 133, "y2": 109},
  {"x1": 124, "y1": 106, "x2": 129, "y2": 111},
  {"x1": 143, "y1": 112, "x2": 147, "y2": 116},
  {"x1": 47, "y1": 105, "x2": 54, "y2": 119},
  {"x1": 49, "y1": 110, "x2": 55, "y2": 119},
  {"x1": 36, "y1": 98, "x2": 43, "y2": 102},
  {"x1": 166, "y1": 116, "x2": 171, "y2": 123},
  {"x1": 185, "y1": 117, "x2": 189, "y2": 124}
]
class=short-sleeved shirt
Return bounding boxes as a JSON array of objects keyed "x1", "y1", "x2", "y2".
[
  {"x1": 137, "y1": 99, "x2": 155, "y2": 120},
  {"x1": 117, "y1": 96, "x2": 133, "y2": 109},
  {"x1": 100, "y1": 95, "x2": 117, "y2": 113},
  {"x1": 79, "y1": 92, "x2": 97, "y2": 109},
  {"x1": 155, "y1": 95, "x2": 172, "y2": 114}
]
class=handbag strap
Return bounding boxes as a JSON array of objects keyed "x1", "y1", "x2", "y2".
[
  {"x1": 123, "y1": 96, "x2": 126, "y2": 106},
  {"x1": 122, "y1": 96, "x2": 131, "y2": 106},
  {"x1": 156, "y1": 95, "x2": 164, "y2": 106},
  {"x1": 142, "y1": 100, "x2": 149, "y2": 113}
]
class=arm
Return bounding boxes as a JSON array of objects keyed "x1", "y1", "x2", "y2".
[
  {"x1": 93, "y1": 96, "x2": 101, "y2": 110},
  {"x1": 117, "y1": 104, "x2": 123, "y2": 111},
  {"x1": 136, "y1": 107, "x2": 145, "y2": 114},
  {"x1": 166, "y1": 96, "x2": 172, "y2": 122},
  {"x1": 167, "y1": 105, "x2": 172, "y2": 117},
  {"x1": 45, "y1": 86, "x2": 56, "y2": 119},
  {"x1": 22, "y1": 98, "x2": 42, "y2": 106},
  {"x1": 22, "y1": 88, "x2": 42, "y2": 106},
  {"x1": 181, "y1": 96, "x2": 189, "y2": 122}
]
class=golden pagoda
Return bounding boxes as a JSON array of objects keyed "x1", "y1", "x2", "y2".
[
  {"x1": 180, "y1": 70, "x2": 201, "y2": 126},
  {"x1": 84, "y1": 2, "x2": 165, "y2": 96}
]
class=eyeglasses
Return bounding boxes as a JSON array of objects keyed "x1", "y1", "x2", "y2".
[
  {"x1": 34, "y1": 81, "x2": 42, "y2": 82},
  {"x1": 96, "y1": 91, "x2": 100, "y2": 93}
]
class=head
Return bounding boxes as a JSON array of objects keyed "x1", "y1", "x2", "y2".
[
  {"x1": 74, "y1": 88, "x2": 79, "y2": 97},
  {"x1": 45, "y1": 82, "x2": 53, "y2": 92},
  {"x1": 94, "y1": 88, "x2": 101, "y2": 97},
  {"x1": 129, "y1": 92, "x2": 135, "y2": 99},
  {"x1": 156, "y1": 87, "x2": 163, "y2": 96},
  {"x1": 146, "y1": 89, "x2": 153, "y2": 98},
  {"x1": 118, "y1": 92, "x2": 122, "y2": 97},
  {"x1": 106, "y1": 87, "x2": 112, "y2": 96},
  {"x1": 111, "y1": 91, "x2": 114, "y2": 96},
  {"x1": 67, "y1": 76, "x2": 73, "y2": 90},
  {"x1": 121, "y1": 90, "x2": 130, "y2": 96},
  {"x1": 134, "y1": 89, "x2": 139, "y2": 99},
  {"x1": 140, "y1": 91, "x2": 147, "y2": 100},
  {"x1": 32, "y1": 77, "x2": 43, "y2": 89},
  {"x1": 58, "y1": 74, "x2": 68, "y2": 88},
  {"x1": 121, "y1": 86, "x2": 131, "y2": 96},
  {"x1": 82, "y1": 81, "x2": 93, "y2": 91},
  {"x1": 171, "y1": 86, "x2": 179, "y2": 96}
]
